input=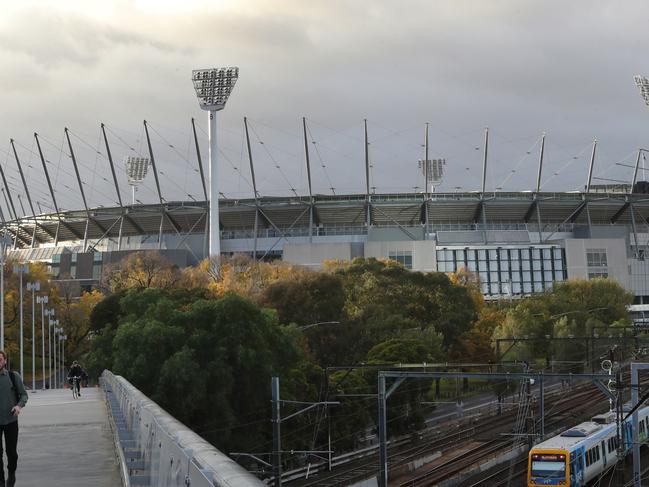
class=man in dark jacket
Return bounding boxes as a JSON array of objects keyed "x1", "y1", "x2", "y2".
[{"x1": 0, "y1": 350, "x2": 27, "y2": 487}]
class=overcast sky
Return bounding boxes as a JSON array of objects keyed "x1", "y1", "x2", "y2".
[{"x1": 1, "y1": 0, "x2": 649, "y2": 213}]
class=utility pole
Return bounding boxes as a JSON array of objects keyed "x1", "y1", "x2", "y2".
[{"x1": 271, "y1": 376, "x2": 338, "y2": 487}]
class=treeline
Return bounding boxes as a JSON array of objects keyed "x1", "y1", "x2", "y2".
[{"x1": 84, "y1": 252, "x2": 635, "y2": 462}]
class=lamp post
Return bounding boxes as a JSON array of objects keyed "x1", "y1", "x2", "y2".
[
  {"x1": 60, "y1": 333, "x2": 67, "y2": 387},
  {"x1": 51, "y1": 322, "x2": 60, "y2": 389},
  {"x1": 36, "y1": 295, "x2": 48, "y2": 391},
  {"x1": 0, "y1": 234, "x2": 13, "y2": 350},
  {"x1": 191, "y1": 66, "x2": 239, "y2": 258},
  {"x1": 43, "y1": 308, "x2": 54, "y2": 389},
  {"x1": 26, "y1": 281, "x2": 40, "y2": 390},
  {"x1": 12, "y1": 264, "x2": 28, "y2": 378}
]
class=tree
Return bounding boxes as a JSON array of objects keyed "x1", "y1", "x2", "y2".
[
  {"x1": 334, "y1": 258, "x2": 477, "y2": 356},
  {"x1": 260, "y1": 271, "x2": 346, "y2": 365},
  {"x1": 59, "y1": 289, "x2": 104, "y2": 360},
  {"x1": 197, "y1": 254, "x2": 298, "y2": 300},
  {"x1": 101, "y1": 252, "x2": 182, "y2": 292},
  {"x1": 89, "y1": 288, "x2": 308, "y2": 453}
]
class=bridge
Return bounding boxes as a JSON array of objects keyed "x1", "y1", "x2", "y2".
[{"x1": 17, "y1": 371, "x2": 264, "y2": 487}]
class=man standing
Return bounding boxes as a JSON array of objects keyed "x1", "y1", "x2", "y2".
[{"x1": 0, "y1": 351, "x2": 27, "y2": 487}]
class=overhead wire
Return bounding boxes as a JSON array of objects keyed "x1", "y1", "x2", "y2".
[{"x1": 246, "y1": 120, "x2": 298, "y2": 196}]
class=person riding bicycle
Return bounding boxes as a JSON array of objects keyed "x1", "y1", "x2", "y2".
[{"x1": 67, "y1": 361, "x2": 87, "y2": 396}]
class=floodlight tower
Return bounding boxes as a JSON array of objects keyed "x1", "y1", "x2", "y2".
[
  {"x1": 635, "y1": 75, "x2": 649, "y2": 107},
  {"x1": 124, "y1": 156, "x2": 150, "y2": 205},
  {"x1": 418, "y1": 158, "x2": 446, "y2": 193},
  {"x1": 191, "y1": 67, "x2": 239, "y2": 258}
]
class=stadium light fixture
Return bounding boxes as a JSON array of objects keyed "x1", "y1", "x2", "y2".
[
  {"x1": 191, "y1": 67, "x2": 239, "y2": 259},
  {"x1": 634, "y1": 75, "x2": 649, "y2": 107},
  {"x1": 418, "y1": 158, "x2": 446, "y2": 193},
  {"x1": 124, "y1": 156, "x2": 150, "y2": 205}
]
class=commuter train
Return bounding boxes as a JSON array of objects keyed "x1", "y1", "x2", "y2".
[{"x1": 528, "y1": 405, "x2": 649, "y2": 486}]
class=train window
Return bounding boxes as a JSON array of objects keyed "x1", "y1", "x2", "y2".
[{"x1": 596, "y1": 446, "x2": 600, "y2": 461}]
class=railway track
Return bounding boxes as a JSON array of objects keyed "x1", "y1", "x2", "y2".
[{"x1": 285, "y1": 369, "x2": 640, "y2": 486}]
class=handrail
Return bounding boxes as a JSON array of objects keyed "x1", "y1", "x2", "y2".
[{"x1": 101, "y1": 370, "x2": 265, "y2": 487}]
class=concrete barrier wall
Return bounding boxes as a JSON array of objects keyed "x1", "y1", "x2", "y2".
[{"x1": 101, "y1": 370, "x2": 266, "y2": 487}]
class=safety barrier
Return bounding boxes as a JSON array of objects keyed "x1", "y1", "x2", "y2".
[{"x1": 101, "y1": 370, "x2": 265, "y2": 487}]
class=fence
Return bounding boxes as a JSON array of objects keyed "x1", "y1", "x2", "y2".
[{"x1": 101, "y1": 370, "x2": 265, "y2": 487}]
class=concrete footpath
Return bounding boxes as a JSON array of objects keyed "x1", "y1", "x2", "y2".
[{"x1": 16, "y1": 387, "x2": 122, "y2": 486}]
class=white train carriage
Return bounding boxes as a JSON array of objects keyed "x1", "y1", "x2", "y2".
[{"x1": 528, "y1": 406, "x2": 649, "y2": 486}]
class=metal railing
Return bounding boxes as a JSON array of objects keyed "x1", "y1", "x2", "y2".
[{"x1": 101, "y1": 370, "x2": 265, "y2": 487}]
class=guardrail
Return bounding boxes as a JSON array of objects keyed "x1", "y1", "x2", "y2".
[{"x1": 101, "y1": 370, "x2": 265, "y2": 487}]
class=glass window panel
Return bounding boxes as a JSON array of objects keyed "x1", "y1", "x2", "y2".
[
  {"x1": 553, "y1": 248, "x2": 563, "y2": 259},
  {"x1": 512, "y1": 282, "x2": 522, "y2": 294},
  {"x1": 534, "y1": 271, "x2": 542, "y2": 281},
  {"x1": 500, "y1": 260, "x2": 509, "y2": 272},
  {"x1": 489, "y1": 249, "x2": 498, "y2": 260},
  {"x1": 490, "y1": 271, "x2": 499, "y2": 282},
  {"x1": 554, "y1": 259, "x2": 563, "y2": 270},
  {"x1": 478, "y1": 249, "x2": 487, "y2": 260},
  {"x1": 490, "y1": 283, "x2": 500, "y2": 294},
  {"x1": 468, "y1": 261, "x2": 477, "y2": 272},
  {"x1": 544, "y1": 259, "x2": 552, "y2": 269},
  {"x1": 436, "y1": 251, "x2": 444, "y2": 261},
  {"x1": 511, "y1": 259, "x2": 520, "y2": 271},
  {"x1": 534, "y1": 281, "x2": 544, "y2": 292},
  {"x1": 533, "y1": 260, "x2": 542, "y2": 270},
  {"x1": 512, "y1": 273, "x2": 521, "y2": 283},
  {"x1": 478, "y1": 260, "x2": 488, "y2": 271},
  {"x1": 480, "y1": 283, "x2": 488, "y2": 294},
  {"x1": 455, "y1": 250, "x2": 465, "y2": 263},
  {"x1": 532, "y1": 248, "x2": 541, "y2": 259},
  {"x1": 544, "y1": 271, "x2": 553, "y2": 282},
  {"x1": 520, "y1": 249, "x2": 530, "y2": 260},
  {"x1": 479, "y1": 272, "x2": 488, "y2": 283},
  {"x1": 554, "y1": 271, "x2": 564, "y2": 281},
  {"x1": 523, "y1": 282, "x2": 532, "y2": 293},
  {"x1": 522, "y1": 270, "x2": 532, "y2": 282},
  {"x1": 522, "y1": 260, "x2": 531, "y2": 271}
]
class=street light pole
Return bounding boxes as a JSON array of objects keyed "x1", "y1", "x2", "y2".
[
  {"x1": 0, "y1": 234, "x2": 13, "y2": 350},
  {"x1": 43, "y1": 308, "x2": 53, "y2": 389},
  {"x1": 36, "y1": 295, "x2": 48, "y2": 391},
  {"x1": 52, "y1": 323, "x2": 60, "y2": 389},
  {"x1": 60, "y1": 334, "x2": 67, "y2": 387},
  {"x1": 26, "y1": 281, "x2": 40, "y2": 390},
  {"x1": 12, "y1": 264, "x2": 27, "y2": 378}
]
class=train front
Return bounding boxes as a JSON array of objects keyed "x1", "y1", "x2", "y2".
[{"x1": 528, "y1": 450, "x2": 569, "y2": 486}]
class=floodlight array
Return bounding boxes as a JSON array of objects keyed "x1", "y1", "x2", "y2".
[
  {"x1": 635, "y1": 75, "x2": 649, "y2": 107},
  {"x1": 419, "y1": 158, "x2": 446, "y2": 184},
  {"x1": 192, "y1": 67, "x2": 239, "y2": 110},
  {"x1": 124, "y1": 156, "x2": 150, "y2": 185}
]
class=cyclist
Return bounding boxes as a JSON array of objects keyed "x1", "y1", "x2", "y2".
[{"x1": 67, "y1": 361, "x2": 87, "y2": 397}]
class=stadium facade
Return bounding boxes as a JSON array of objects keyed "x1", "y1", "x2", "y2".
[{"x1": 5, "y1": 186, "x2": 649, "y2": 310}]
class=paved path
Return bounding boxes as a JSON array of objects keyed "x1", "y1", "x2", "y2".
[{"x1": 16, "y1": 387, "x2": 122, "y2": 487}]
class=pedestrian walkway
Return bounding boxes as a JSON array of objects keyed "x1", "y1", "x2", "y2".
[{"x1": 17, "y1": 387, "x2": 121, "y2": 486}]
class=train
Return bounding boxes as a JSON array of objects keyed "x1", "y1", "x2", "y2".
[{"x1": 527, "y1": 405, "x2": 649, "y2": 486}]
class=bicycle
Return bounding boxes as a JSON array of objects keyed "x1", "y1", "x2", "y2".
[{"x1": 69, "y1": 376, "x2": 81, "y2": 399}]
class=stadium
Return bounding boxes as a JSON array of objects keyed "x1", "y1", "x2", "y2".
[
  {"x1": 5, "y1": 177, "x2": 649, "y2": 304},
  {"x1": 4, "y1": 69, "x2": 649, "y2": 309}
]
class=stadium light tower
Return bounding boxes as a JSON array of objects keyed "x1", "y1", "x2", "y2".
[
  {"x1": 124, "y1": 156, "x2": 150, "y2": 205},
  {"x1": 418, "y1": 158, "x2": 446, "y2": 193},
  {"x1": 191, "y1": 66, "x2": 239, "y2": 258},
  {"x1": 634, "y1": 75, "x2": 649, "y2": 107}
]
